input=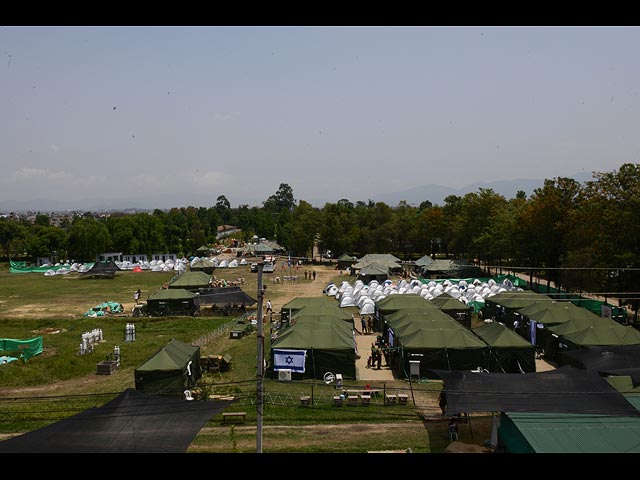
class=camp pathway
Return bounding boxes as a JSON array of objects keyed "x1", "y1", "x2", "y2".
[{"x1": 354, "y1": 328, "x2": 395, "y2": 381}]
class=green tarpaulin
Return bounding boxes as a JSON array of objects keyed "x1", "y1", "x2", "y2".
[{"x1": 0, "y1": 337, "x2": 43, "y2": 362}]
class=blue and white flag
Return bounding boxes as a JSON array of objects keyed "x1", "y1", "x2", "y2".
[{"x1": 273, "y1": 349, "x2": 306, "y2": 373}]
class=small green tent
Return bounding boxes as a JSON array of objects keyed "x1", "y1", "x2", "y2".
[
  {"x1": 415, "y1": 255, "x2": 434, "y2": 268},
  {"x1": 473, "y1": 322, "x2": 536, "y2": 373},
  {"x1": 146, "y1": 288, "x2": 200, "y2": 316},
  {"x1": 336, "y1": 254, "x2": 357, "y2": 270},
  {"x1": 135, "y1": 338, "x2": 202, "y2": 397}
]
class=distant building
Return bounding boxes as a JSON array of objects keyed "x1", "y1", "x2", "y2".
[
  {"x1": 97, "y1": 252, "x2": 123, "y2": 262},
  {"x1": 216, "y1": 224, "x2": 242, "y2": 240},
  {"x1": 151, "y1": 253, "x2": 177, "y2": 262},
  {"x1": 122, "y1": 254, "x2": 148, "y2": 263}
]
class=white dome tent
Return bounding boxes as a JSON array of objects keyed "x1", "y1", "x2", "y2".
[
  {"x1": 360, "y1": 300, "x2": 375, "y2": 315},
  {"x1": 340, "y1": 296, "x2": 357, "y2": 307}
]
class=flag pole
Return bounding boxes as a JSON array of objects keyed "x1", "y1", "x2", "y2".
[{"x1": 256, "y1": 263, "x2": 264, "y2": 453}]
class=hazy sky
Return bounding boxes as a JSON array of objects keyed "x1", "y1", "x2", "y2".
[{"x1": 1, "y1": 26, "x2": 639, "y2": 210}]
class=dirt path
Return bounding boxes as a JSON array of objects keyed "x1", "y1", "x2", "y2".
[{"x1": 267, "y1": 263, "x2": 342, "y2": 312}]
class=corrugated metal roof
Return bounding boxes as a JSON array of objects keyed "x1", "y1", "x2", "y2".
[{"x1": 505, "y1": 408, "x2": 640, "y2": 453}]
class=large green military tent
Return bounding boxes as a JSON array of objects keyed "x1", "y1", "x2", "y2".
[
  {"x1": 542, "y1": 315, "x2": 622, "y2": 360},
  {"x1": 375, "y1": 294, "x2": 435, "y2": 330},
  {"x1": 280, "y1": 296, "x2": 338, "y2": 323},
  {"x1": 484, "y1": 291, "x2": 552, "y2": 328},
  {"x1": 135, "y1": 338, "x2": 202, "y2": 397},
  {"x1": 357, "y1": 262, "x2": 389, "y2": 283},
  {"x1": 168, "y1": 271, "x2": 211, "y2": 291},
  {"x1": 290, "y1": 303, "x2": 353, "y2": 321},
  {"x1": 559, "y1": 325, "x2": 640, "y2": 350},
  {"x1": 270, "y1": 320, "x2": 357, "y2": 380},
  {"x1": 189, "y1": 257, "x2": 215, "y2": 274},
  {"x1": 145, "y1": 288, "x2": 200, "y2": 316},
  {"x1": 383, "y1": 309, "x2": 464, "y2": 347},
  {"x1": 429, "y1": 292, "x2": 472, "y2": 328},
  {"x1": 395, "y1": 327, "x2": 489, "y2": 379},
  {"x1": 518, "y1": 301, "x2": 596, "y2": 326},
  {"x1": 473, "y1": 321, "x2": 536, "y2": 373}
]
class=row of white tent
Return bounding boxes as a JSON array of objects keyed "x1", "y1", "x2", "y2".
[
  {"x1": 115, "y1": 258, "x2": 189, "y2": 272},
  {"x1": 323, "y1": 278, "x2": 523, "y2": 315},
  {"x1": 189, "y1": 256, "x2": 248, "y2": 268},
  {"x1": 40, "y1": 256, "x2": 250, "y2": 276},
  {"x1": 42, "y1": 262, "x2": 93, "y2": 276}
]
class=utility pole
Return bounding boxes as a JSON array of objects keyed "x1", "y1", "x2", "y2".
[{"x1": 256, "y1": 263, "x2": 264, "y2": 453}]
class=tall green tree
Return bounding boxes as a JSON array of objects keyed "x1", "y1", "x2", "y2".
[
  {"x1": 288, "y1": 200, "x2": 320, "y2": 257},
  {"x1": 68, "y1": 218, "x2": 111, "y2": 261}
]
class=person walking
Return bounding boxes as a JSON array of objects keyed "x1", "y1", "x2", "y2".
[
  {"x1": 266, "y1": 299, "x2": 273, "y2": 315},
  {"x1": 361, "y1": 316, "x2": 367, "y2": 335}
]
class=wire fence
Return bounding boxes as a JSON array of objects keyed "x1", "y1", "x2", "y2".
[{"x1": 191, "y1": 313, "x2": 252, "y2": 347}]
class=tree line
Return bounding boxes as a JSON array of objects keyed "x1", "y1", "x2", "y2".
[{"x1": 2, "y1": 164, "x2": 639, "y2": 309}]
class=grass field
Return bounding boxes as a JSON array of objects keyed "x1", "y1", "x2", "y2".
[{"x1": 0, "y1": 262, "x2": 494, "y2": 453}]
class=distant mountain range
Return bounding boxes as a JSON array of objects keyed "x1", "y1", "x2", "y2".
[
  {"x1": 369, "y1": 172, "x2": 594, "y2": 207},
  {"x1": 1, "y1": 172, "x2": 595, "y2": 213}
]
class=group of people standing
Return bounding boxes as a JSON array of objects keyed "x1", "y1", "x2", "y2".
[
  {"x1": 368, "y1": 342, "x2": 383, "y2": 369},
  {"x1": 359, "y1": 315, "x2": 374, "y2": 335}
]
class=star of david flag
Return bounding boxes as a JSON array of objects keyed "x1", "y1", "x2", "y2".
[{"x1": 273, "y1": 349, "x2": 306, "y2": 373}]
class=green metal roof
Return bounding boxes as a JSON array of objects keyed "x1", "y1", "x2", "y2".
[{"x1": 503, "y1": 407, "x2": 640, "y2": 453}]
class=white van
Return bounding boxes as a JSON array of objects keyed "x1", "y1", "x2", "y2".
[{"x1": 263, "y1": 261, "x2": 275, "y2": 273}]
